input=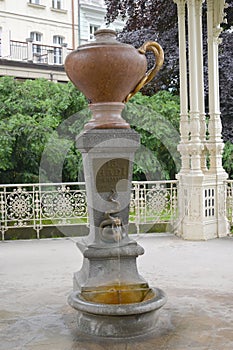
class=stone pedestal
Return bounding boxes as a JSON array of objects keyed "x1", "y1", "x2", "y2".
[
  {"x1": 68, "y1": 129, "x2": 166, "y2": 337},
  {"x1": 75, "y1": 129, "x2": 140, "y2": 249}
]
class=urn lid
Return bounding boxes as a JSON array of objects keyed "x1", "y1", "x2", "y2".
[{"x1": 77, "y1": 28, "x2": 128, "y2": 50}]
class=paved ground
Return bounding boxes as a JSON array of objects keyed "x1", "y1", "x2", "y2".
[{"x1": 0, "y1": 234, "x2": 233, "y2": 350}]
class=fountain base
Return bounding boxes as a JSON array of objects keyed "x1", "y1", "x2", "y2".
[
  {"x1": 68, "y1": 287, "x2": 166, "y2": 338},
  {"x1": 70, "y1": 129, "x2": 167, "y2": 337}
]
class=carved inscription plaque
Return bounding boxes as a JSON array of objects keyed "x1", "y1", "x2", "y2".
[{"x1": 94, "y1": 158, "x2": 129, "y2": 193}]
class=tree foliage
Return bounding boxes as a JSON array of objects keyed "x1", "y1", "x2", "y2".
[
  {"x1": 0, "y1": 77, "x2": 181, "y2": 183},
  {"x1": 219, "y1": 29, "x2": 233, "y2": 143},
  {"x1": 105, "y1": 0, "x2": 179, "y2": 94},
  {"x1": 0, "y1": 77, "x2": 87, "y2": 183},
  {"x1": 123, "y1": 91, "x2": 181, "y2": 180},
  {"x1": 0, "y1": 76, "x2": 231, "y2": 183},
  {"x1": 105, "y1": 0, "x2": 233, "y2": 142},
  {"x1": 223, "y1": 141, "x2": 233, "y2": 179}
]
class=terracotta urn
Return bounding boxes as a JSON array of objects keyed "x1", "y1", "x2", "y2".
[{"x1": 64, "y1": 28, "x2": 164, "y2": 129}]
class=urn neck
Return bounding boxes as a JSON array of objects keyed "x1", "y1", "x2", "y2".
[{"x1": 85, "y1": 102, "x2": 130, "y2": 130}]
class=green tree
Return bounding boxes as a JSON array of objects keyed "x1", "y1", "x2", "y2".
[
  {"x1": 105, "y1": 0, "x2": 233, "y2": 143},
  {"x1": 123, "y1": 91, "x2": 181, "y2": 180},
  {"x1": 0, "y1": 77, "x2": 87, "y2": 183},
  {"x1": 223, "y1": 141, "x2": 233, "y2": 179},
  {"x1": 0, "y1": 77, "x2": 231, "y2": 182},
  {"x1": 0, "y1": 77, "x2": 181, "y2": 182}
]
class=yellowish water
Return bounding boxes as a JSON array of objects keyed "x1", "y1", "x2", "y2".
[{"x1": 81, "y1": 283, "x2": 155, "y2": 304}]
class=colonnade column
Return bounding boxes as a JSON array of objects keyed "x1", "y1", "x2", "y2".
[
  {"x1": 196, "y1": 0, "x2": 208, "y2": 171},
  {"x1": 206, "y1": 0, "x2": 229, "y2": 237},
  {"x1": 174, "y1": 0, "x2": 206, "y2": 240},
  {"x1": 206, "y1": 0, "x2": 226, "y2": 174},
  {"x1": 187, "y1": 0, "x2": 204, "y2": 174},
  {"x1": 173, "y1": 0, "x2": 229, "y2": 239},
  {"x1": 174, "y1": 0, "x2": 193, "y2": 240},
  {"x1": 174, "y1": 0, "x2": 190, "y2": 175}
]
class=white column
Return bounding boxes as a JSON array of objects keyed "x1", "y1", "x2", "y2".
[
  {"x1": 206, "y1": 0, "x2": 229, "y2": 237},
  {"x1": 187, "y1": 0, "x2": 203, "y2": 173},
  {"x1": 206, "y1": 0, "x2": 226, "y2": 175},
  {"x1": 173, "y1": 0, "x2": 228, "y2": 240},
  {"x1": 196, "y1": 0, "x2": 208, "y2": 171},
  {"x1": 174, "y1": 0, "x2": 189, "y2": 239},
  {"x1": 174, "y1": 0, "x2": 190, "y2": 175}
]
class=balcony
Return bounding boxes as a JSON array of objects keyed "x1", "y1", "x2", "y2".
[
  {"x1": 0, "y1": 39, "x2": 73, "y2": 81},
  {"x1": 0, "y1": 39, "x2": 72, "y2": 65}
]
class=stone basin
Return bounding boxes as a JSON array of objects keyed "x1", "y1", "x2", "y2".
[{"x1": 68, "y1": 287, "x2": 167, "y2": 337}]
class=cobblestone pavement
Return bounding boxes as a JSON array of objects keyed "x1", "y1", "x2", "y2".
[{"x1": 0, "y1": 234, "x2": 233, "y2": 350}]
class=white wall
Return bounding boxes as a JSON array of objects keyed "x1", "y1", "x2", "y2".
[
  {"x1": 0, "y1": 0, "x2": 78, "y2": 50},
  {"x1": 0, "y1": 0, "x2": 125, "y2": 56},
  {"x1": 79, "y1": 0, "x2": 125, "y2": 45}
]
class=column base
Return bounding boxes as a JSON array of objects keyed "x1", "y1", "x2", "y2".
[
  {"x1": 176, "y1": 173, "x2": 230, "y2": 240},
  {"x1": 180, "y1": 221, "x2": 218, "y2": 240}
]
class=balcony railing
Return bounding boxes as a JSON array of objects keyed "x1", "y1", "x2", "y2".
[
  {"x1": 0, "y1": 39, "x2": 72, "y2": 65},
  {"x1": 0, "y1": 181, "x2": 178, "y2": 240},
  {"x1": 10, "y1": 40, "x2": 28, "y2": 61}
]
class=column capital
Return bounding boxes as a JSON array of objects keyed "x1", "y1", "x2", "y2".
[
  {"x1": 173, "y1": 0, "x2": 186, "y2": 15},
  {"x1": 188, "y1": 143, "x2": 204, "y2": 155},
  {"x1": 207, "y1": 0, "x2": 227, "y2": 41},
  {"x1": 213, "y1": 28, "x2": 223, "y2": 43},
  {"x1": 173, "y1": 0, "x2": 186, "y2": 5},
  {"x1": 213, "y1": 0, "x2": 227, "y2": 28},
  {"x1": 206, "y1": 142, "x2": 224, "y2": 154},
  {"x1": 186, "y1": 0, "x2": 196, "y2": 7},
  {"x1": 195, "y1": 0, "x2": 204, "y2": 16}
]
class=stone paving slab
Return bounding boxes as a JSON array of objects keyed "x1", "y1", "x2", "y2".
[{"x1": 0, "y1": 234, "x2": 233, "y2": 349}]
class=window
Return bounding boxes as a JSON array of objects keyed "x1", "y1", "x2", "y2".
[
  {"x1": 53, "y1": 35, "x2": 63, "y2": 45},
  {"x1": 52, "y1": 0, "x2": 62, "y2": 9},
  {"x1": 204, "y1": 188, "x2": 215, "y2": 217},
  {"x1": 53, "y1": 35, "x2": 63, "y2": 64},
  {"x1": 89, "y1": 25, "x2": 99, "y2": 41},
  {"x1": 30, "y1": 32, "x2": 42, "y2": 58},
  {"x1": 28, "y1": 0, "x2": 46, "y2": 9},
  {"x1": 29, "y1": 0, "x2": 40, "y2": 4},
  {"x1": 30, "y1": 32, "x2": 42, "y2": 42}
]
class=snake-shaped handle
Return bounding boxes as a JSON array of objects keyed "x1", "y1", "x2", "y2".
[{"x1": 125, "y1": 41, "x2": 164, "y2": 103}]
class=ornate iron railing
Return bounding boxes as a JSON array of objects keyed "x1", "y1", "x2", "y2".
[
  {"x1": 1, "y1": 180, "x2": 231, "y2": 240},
  {"x1": 130, "y1": 181, "x2": 178, "y2": 232},
  {"x1": 0, "y1": 181, "x2": 178, "y2": 240},
  {"x1": 226, "y1": 180, "x2": 233, "y2": 229}
]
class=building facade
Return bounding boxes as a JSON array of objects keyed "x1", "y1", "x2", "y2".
[
  {"x1": 79, "y1": 0, "x2": 124, "y2": 45},
  {"x1": 0, "y1": 0, "x2": 124, "y2": 81}
]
